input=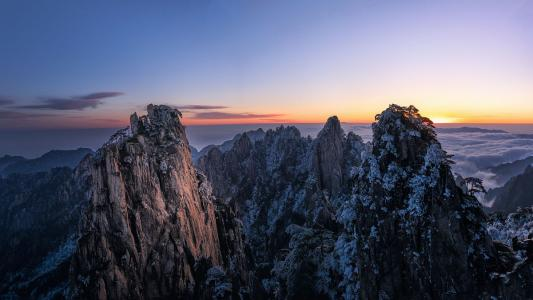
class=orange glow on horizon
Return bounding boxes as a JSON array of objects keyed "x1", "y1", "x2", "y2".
[
  {"x1": 181, "y1": 115, "x2": 533, "y2": 126},
  {"x1": 7, "y1": 109, "x2": 533, "y2": 130},
  {"x1": 428, "y1": 116, "x2": 460, "y2": 124}
]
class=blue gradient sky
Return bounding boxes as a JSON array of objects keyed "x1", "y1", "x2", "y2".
[{"x1": 1, "y1": 0, "x2": 532, "y2": 129}]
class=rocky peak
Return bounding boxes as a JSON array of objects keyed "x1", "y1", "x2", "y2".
[
  {"x1": 372, "y1": 104, "x2": 437, "y2": 168},
  {"x1": 68, "y1": 104, "x2": 251, "y2": 299},
  {"x1": 197, "y1": 118, "x2": 367, "y2": 298},
  {"x1": 130, "y1": 104, "x2": 184, "y2": 142},
  {"x1": 318, "y1": 116, "x2": 342, "y2": 139},
  {"x1": 231, "y1": 132, "x2": 253, "y2": 157},
  {"x1": 344, "y1": 104, "x2": 528, "y2": 299},
  {"x1": 312, "y1": 116, "x2": 345, "y2": 195}
]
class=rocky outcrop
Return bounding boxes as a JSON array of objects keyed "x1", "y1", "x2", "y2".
[
  {"x1": 488, "y1": 207, "x2": 533, "y2": 247},
  {"x1": 311, "y1": 116, "x2": 345, "y2": 195},
  {"x1": 198, "y1": 118, "x2": 366, "y2": 298},
  {"x1": 68, "y1": 105, "x2": 252, "y2": 299},
  {"x1": 347, "y1": 105, "x2": 496, "y2": 298},
  {"x1": 346, "y1": 105, "x2": 533, "y2": 299}
]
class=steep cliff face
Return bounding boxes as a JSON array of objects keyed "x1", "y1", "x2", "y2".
[
  {"x1": 312, "y1": 116, "x2": 345, "y2": 195},
  {"x1": 344, "y1": 105, "x2": 532, "y2": 299},
  {"x1": 69, "y1": 105, "x2": 251, "y2": 299},
  {"x1": 198, "y1": 117, "x2": 366, "y2": 298},
  {"x1": 344, "y1": 105, "x2": 496, "y2": 298}
]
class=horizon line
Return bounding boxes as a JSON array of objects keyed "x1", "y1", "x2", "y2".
[{"x1": 3, "y1": 121, "x2": 533, "y2": 131}]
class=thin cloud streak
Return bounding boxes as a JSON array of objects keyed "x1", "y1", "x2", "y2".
[
  {"x1": 17, "y1": 92, "x2": 123, "y2": 110},
  {"x1": 78, "y1": 92, "x2": 124, "y2": 100},
  {"x1": 0, "y1": 110, "x2": 51, "y2": 119},
  {"x1": 177, "y1": 105, "x2": 229, "y2": 110},
  {"x1": 192, "y1": 111, "x2": 284, "y2": 119},
  {"x1": 0, "y1": 98, "x2": 14, "y2": 106}
]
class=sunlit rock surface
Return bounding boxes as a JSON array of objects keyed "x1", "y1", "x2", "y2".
[{"x1": 69, "y1": 105, "x2": 253, "y2": 299}]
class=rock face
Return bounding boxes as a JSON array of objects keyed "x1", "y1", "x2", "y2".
[
  {"x1": 312, "y1": 116, "x2": 345, "y2": 195},
  {"x1": 68, "y1": 105, "x2": 251, "y2": 299},
  {"x1": 488, "y1": 207, "x2": 533, "y2": 247},
  {"x1": 346, "y1": 105, "x2": 533, "y2": 298},
  {"x1": 198, "y1": 116, "x2": 366, "y2": 298},
  {"x1": 347, "y1": 105, "x2": 496, "y2": 298}
]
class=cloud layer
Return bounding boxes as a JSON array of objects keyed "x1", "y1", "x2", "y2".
[
  {"x1": 177, "y1": 105, "x2": 229, "y2": 110},
  {"x1": 0, "y1": 110, "x2": 50, "y2": 119},
  {"x1": 0, "y1": 98, "x2": 14, "y2": 106},
  {"x1": 191, "y1": 111, "x2": 284, "y2": 119},
  {"x1": 347, "y1": 125, "x2": 533, "y2": 191},
  {"x1": 174, "y1": 104, "x2": 283, "y2": 120},
  {"x1": 17, "y1": 92, "x2": 123, "y2": 110}
]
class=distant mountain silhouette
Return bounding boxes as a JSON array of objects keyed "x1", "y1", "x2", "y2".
[
  {"x1": 436, "y1": 127, "x2": 507, "y2": 134},
  {"x1": 0, "y1": 155, "x2": 26, "y2": 174},
  {"x1": 192, "y1": 128, "x2": 266, "y2": 163},
  {"x1": 0, "y1": 148, "x2": 94, "y2": 177},
  {"x1": 487, "y1": 165, "x2": 533, "y2": 213},
  {"x1": 485, "y1": 156, "x2": 533, "y2": 187}
]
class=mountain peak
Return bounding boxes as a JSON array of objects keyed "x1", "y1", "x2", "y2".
[
  {"x1": 146, "y1": 104, "x2": 182, "y2": 125},
  {"x1": 312, "y1": 115, "x2": 346, "y2": 194},
  {"x1": 324, "y1": 115, "x2": 341, "y2": 128},
  {"x1": 317, "y1": 115, "x2": 342, "y2": 139},
  {"x1": 372, "y1": 104, "x2": 438, "y2": 165},
  {"x1": 130, "y1": 104, "x2": 183, "y2": 137},
  {"x1": 70, "y1": 103, "x2": 251, "y2": 299},
  {"x1": 374, "y1": 104, "x2": 435, "y2": 140}
]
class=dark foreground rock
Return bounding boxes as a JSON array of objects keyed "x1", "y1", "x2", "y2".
[
  {"x1": 0, "y1": 166, "x2": 90, "y2": 298},
  {"x1": 200, "y1": 104, "x2": 533, "y2": 299},
  {"x1": 197, "y1": 115, "x2": 366, "y2": 298}
]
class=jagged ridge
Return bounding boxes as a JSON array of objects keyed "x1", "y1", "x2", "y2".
[{"x1": 69, "y1": 104, "x2": 253, "y2": 299}]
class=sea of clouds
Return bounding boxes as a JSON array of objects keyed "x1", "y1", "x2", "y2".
[
  {"x1": 4, "y1": 122, "x2": 533, "y2": 197},
  {"x1": 348, "y1": 125, "x2": 533, "y2": 190}
]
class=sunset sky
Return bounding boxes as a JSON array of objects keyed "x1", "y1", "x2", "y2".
[{"x1": 1, "y1": 0, "x2": 532, "y2": 129}]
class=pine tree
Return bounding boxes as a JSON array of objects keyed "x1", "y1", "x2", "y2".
[{"x1": 463, "y1": 177, "x2": 487, "y2": 196}]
